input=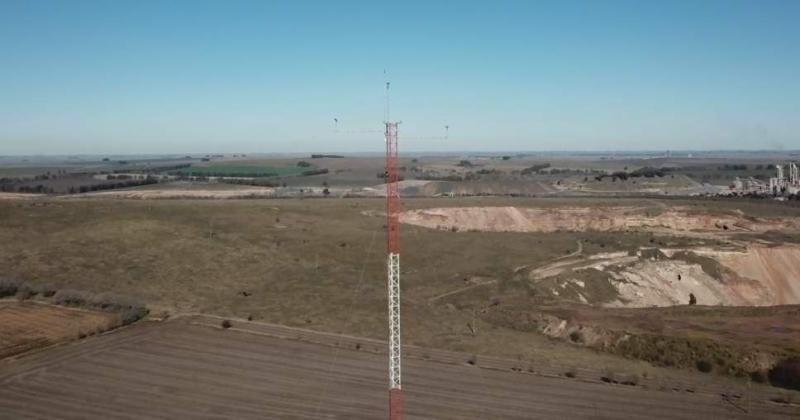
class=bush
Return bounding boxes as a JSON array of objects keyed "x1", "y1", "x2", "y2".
[
  {"x1": 0, "y1": 278, "x2": 22, "y2": 297},
  {"x1": 601, "y1": 369, "x2": 617, "y2": 383},
  {"x1": 750, "y1": 370, "x2": 767, "y2": 383},
  {"x1": 49, "y1": 288, "x2": 148, "y2": 326},
  {"x1": 119, "y1": 306, "x2": 149, "y2": 325},
  {"x1": 53, "y1": 289, "x2": 90, "y2": 306},
  {"x1": 89, "y1": 292, "x2": 147, "y2": 324},
  {"x1": 90, "y1": 292, "x2": 135, "y2": 311},
  {"x1": 696, "y1": 359, "x2": 713, "y2": 373},
  {"x1": 33, "y1": 283, "x2": 58, "y2": 297},
  {"x1": 16, "y1": 284, "x2": 35, "y2": 301},
  {"x1": 221, "y1": 319, "x2": 232, "y2": 329},
  {"x1": 769, "y1": 357, "x2": 800, "y2": 390}
]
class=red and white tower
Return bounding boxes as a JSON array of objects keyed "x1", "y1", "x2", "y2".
[{"x1": 384, "y1": 81, "x2": 403, "y2": 420}]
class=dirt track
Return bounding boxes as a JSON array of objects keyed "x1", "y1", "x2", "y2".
[{"x1": 0, "y1": 316, "x2": 796, "y2": 419}]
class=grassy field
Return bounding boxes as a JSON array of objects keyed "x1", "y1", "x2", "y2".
[
  {"x1": 3, "y1": 196, "x2": 800, "y2": 388},
  {"x1": 171, "y1": 162, "x2": 311, "y2": 177}
]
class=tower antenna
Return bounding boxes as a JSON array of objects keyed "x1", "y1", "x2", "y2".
[{"x1": 384, "y1": 79, "x2": 403, "y2": 420}]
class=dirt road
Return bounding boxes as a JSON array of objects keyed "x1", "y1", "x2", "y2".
[{"x1": 0, "y1": 316, "x2": 795, "y2": 419}]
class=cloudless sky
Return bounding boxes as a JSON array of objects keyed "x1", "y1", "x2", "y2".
[{"x1": 1, "y1": 0, "x2": 798, "y2": 154}]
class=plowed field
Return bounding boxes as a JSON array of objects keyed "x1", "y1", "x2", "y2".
[{"x1": 0, "y1": 316, "x2": 796, "y2": 419}]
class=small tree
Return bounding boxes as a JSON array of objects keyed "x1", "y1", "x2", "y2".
[{"x1": 689, "y1": 293, "x2": 697, "y2": 305}]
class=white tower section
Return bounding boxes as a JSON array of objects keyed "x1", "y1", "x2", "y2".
[{"x1": 387, "y1": 252, "x2": 401, "y2": 388}]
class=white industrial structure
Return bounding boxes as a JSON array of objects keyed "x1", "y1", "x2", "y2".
[{"x1": 769, "y1": 162, "x2": 800, "y2": 195}]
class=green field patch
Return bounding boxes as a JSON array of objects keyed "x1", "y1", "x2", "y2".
[{"x1": 170, "y1": 163, "x2": 311, "y2": 178}]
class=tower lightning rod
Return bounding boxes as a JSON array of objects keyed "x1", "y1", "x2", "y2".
[{"x1": 384, "y1": 80, "x2": 403, "y2": 420}]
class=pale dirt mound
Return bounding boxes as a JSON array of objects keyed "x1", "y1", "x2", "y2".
[
  {"x1": 362, "y1": 180, "x2": 435, "y2": 196},
  {"x1": 707, "y1": 245, "x2": 800, "y2": 305},
  {"x1": 0, "y1": 193, "x2": 43, "y2": 200},
  {"x1": 531, "y1": 245, "x2": 800, "y2": 308},
  {"x1": 608, "y1": 259, "x2": 750, "y2": 307},
  {"x1": 400, "y1": 206, "x2": 796, "y2": 233}
]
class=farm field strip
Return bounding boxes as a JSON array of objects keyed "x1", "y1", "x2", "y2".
[
  {"x1": 183, "y1": 315, "x2": 784, "y2": 401},
  {"x1": 0, "y1": 318, "x2": 796, "y2": 419}
]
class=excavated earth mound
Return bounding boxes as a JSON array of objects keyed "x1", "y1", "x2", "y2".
[
  {"x1": 524, "y1": 245, "x2": 800, "y2": 308},
  {"x1": 400, "y1": 206, "x2": 797, "y2": 233}
]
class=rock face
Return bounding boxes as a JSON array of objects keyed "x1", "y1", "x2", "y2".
[
  {"x1": 400, "y1": 206, "x2": 794, "y2": 234},
  {"x1": 708, "y1": 245, "x2": 800, "y2": 306}
]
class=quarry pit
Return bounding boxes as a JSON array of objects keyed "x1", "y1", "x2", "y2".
[{"x1": 401, "y1": 206, "x2": 800, "y2": 308}]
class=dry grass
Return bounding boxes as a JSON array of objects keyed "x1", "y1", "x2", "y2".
[{"x1": 2, "y1": 196, "x2": 800, "y2": 386}]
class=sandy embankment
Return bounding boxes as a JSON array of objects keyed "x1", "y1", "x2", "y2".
[{"x1": 400, "y1": 206, "x2": 795, "y2": 233}]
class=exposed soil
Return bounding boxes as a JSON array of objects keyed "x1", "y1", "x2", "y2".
[
  {"x1": 1, "y1": 316, "x2": 796, "y2": 419},
  {"x1": 401, "y1": 206, "x2": 798, "y2": 234},
  {"x1": 519, "y1": 244, "x2": 800, "y2": 308},
  {"x1": 0, "y1": 301, "x2": 118, "y2": 359}
]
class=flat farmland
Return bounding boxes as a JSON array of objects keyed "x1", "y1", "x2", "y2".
[
  {"x1": 0, "y1": 302, "x2": 117, "y2": 359},
  {"x1": 171, "y1": 162, "x2": 311, "y2": 177},
  {"x1": 0, "y1": 317, "x2": 796, "y2": 419}
]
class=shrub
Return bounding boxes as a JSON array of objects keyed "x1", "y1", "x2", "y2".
[
  {"x1": 750, "y1": 370, "x2": 767, "y2": 383},
  {"x1": 90, "y1": 292, "x2": 139, "y2": 312},
  {"x1": 34, "y1": 283, "x2": 58, "y2": 297},
  {"x1": 53, "y1": 289, "x2": 89, "y2": 306},
  {"x1": 0, "y1": 278, "x2": 22, "y2": 298},
  {"x1": 16, "y1": 284, "x2": 35, "y2": 301},
  {"x1": 221, "y1": 319, "x2": 232, "y2": 329},
  {"x1": 620, "y1": 374, "x2": 640, "y2": 386},
  {"x1": 89, "y1": 293, "x2": 147, "y2": 324},
  {"x1": 119, "y1": 306, "x2": 148, "y2": 325},
  {"x1": 696, "y1": 359, "x2": 713, "y2": 373},
  {"x1": 601, "y1": 369, "x2": 617, "y2": 383},
  {"x1": 769, "y1": 357, "x2": 800, "y2": 390}
]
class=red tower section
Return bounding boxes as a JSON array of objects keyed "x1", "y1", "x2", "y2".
[{"x1": 385, "y1": 122, "x2": 400, "y2": 254}]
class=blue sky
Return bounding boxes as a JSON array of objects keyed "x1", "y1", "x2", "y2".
[{"x1": 0, "y1": 0, "x2": 798, "y2": 154}]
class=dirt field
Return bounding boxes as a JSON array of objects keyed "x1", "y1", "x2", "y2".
[
  {"x1": 0, "y1": 302, "x2": 117, "y2": 359},
  {"x1": 0, "y1": 316, "x2": 796, "y2": 419}
]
